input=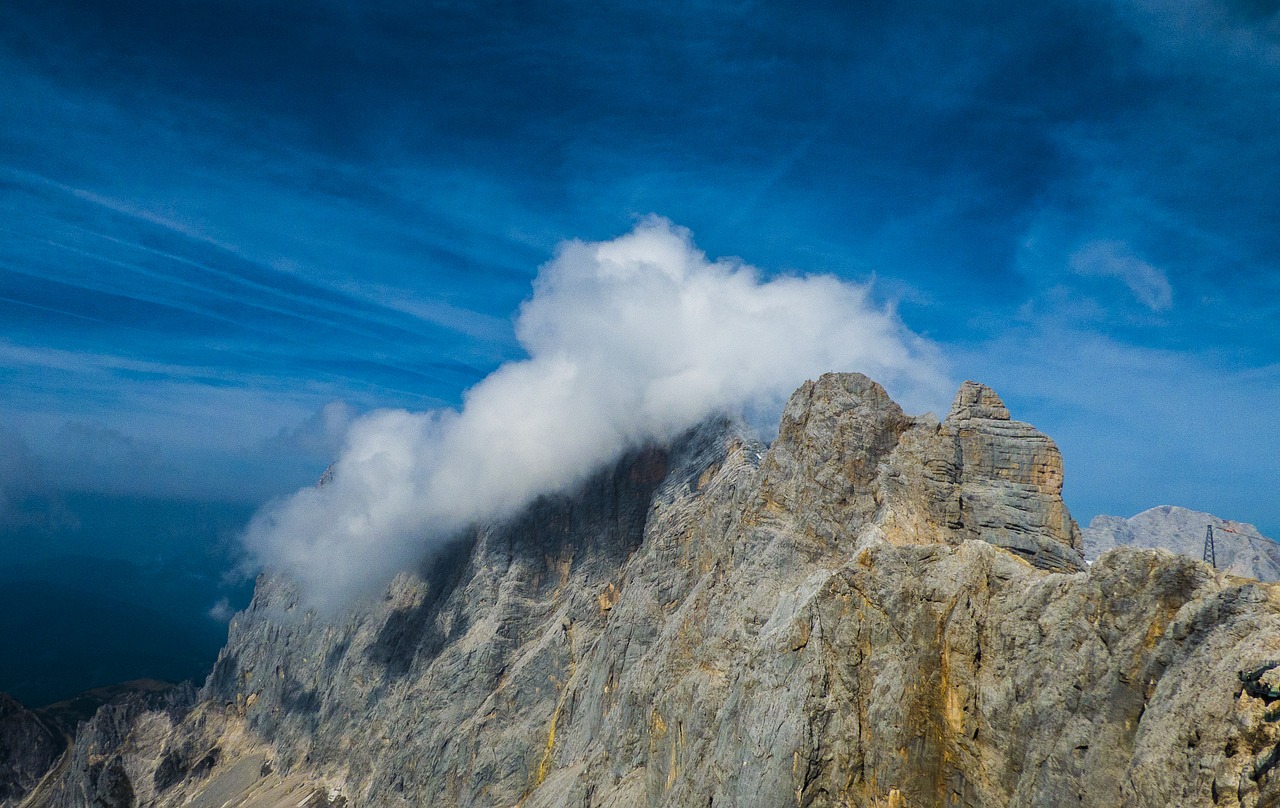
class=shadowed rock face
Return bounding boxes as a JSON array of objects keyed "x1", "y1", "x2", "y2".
[
  {"x1": 0, "y1": 694, "x2": 66, "y2": 805},
  {"x1": 17, "y1": 374, "x2": 1280, "y2": 808},
  {"x1": 10, "y1": 684, "x2": 196, "y2": 808}
]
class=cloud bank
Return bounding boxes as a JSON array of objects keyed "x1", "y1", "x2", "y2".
[{"x1": 243, "y1": 217, "x2": 947, "y2": 609}]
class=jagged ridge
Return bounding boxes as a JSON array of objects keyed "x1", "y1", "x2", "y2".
[{"x1": 14, "y1": 374, "x2": 1280, "y2": 808}]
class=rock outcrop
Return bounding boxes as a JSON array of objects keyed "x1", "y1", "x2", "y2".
[
  {"x1": 16, "y1": 374, "x2": 1280, "y2": 808},
  {"x1": 875, "y1": 379, "x2": 1082, "y2": 572},
  {"x1": 1084, "y1": 506, "x2": 1280, "y2": 582},
  {"x1": 0, "y1": 695, "x2": 65, "y2": 807},
  {"x1": 17, "y1": 684, "x2": 197, "y2": 808}
]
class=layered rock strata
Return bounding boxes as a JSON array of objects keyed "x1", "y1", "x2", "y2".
[{"x1": 18, "y1": 374, "x2": 1280, "y2": 808}]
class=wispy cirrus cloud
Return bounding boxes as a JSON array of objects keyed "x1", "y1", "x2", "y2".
[
  {"x1": 1069, "y1": 240, "x2": 1173, "y2": 311},
  {"x1": 1, "y1": 0, "x2": 1277, "y2": 546}
]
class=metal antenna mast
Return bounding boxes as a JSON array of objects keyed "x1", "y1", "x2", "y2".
[{"x1": 1203, "y1": 523, "x2": 1248, "y2": 570}]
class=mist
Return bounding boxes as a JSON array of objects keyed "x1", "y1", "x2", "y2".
[{"x1": 242, "y1": 217, "x2": 947, "y2": 609}]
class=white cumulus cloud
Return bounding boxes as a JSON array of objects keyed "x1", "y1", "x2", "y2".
[{"x1": 243, "y1": 217, "x2": 947, "y2": 609}]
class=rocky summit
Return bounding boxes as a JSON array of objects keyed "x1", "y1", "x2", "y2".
[{"x1": 10, "y1": 373, "x2": 1280, "y2": 808}]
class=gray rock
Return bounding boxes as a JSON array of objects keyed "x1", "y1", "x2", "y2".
[
  {"x1": 0, "y1": 694, "x2": 65, "y2": 807},
  {"x1": 22, "y1": 683, "x2": 196, "y2": 808},
  {"x1": 1084, "y1": 506, "x2": 1280, "y2": 581},
  {"x1": 23, "y1": 373, "x2": 1280, "y2": 808},
  {"x1": 877, "y1": 379, "x2": 1083, "y2": 572}
]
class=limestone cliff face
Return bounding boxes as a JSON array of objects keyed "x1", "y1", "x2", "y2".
[
  {"x1": 875, "y1": 379, "x2": 1082, "y2": 572},
  {"x1": 19, "y1": 374, "x2": 1280, "y2": 808}
]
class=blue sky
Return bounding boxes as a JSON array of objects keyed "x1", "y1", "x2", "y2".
[{"x1": 2, "y1": 0, "x2": 1278, "y2": 538}]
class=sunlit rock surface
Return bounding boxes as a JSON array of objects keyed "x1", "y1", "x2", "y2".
[{"x1": 18, "y1": 374, "x2": 1280, "y2": 808}]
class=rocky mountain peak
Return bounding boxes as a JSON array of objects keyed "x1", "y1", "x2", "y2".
[
  {"x1": 13, "y1": 373, "x2": 1280, "y2": 808},
  {"x1": 750, "y1": 372, "x2": 1081, "y2": 573},
  {"x1": 772, "y1": 372, "x2": 911, "y2": 471},
  {"x1": 946, "y1": 379, "x2": 1012, "y2": 421},
  {"x1": 752, "y1": 373, "x2": 913, "y2": 545}
]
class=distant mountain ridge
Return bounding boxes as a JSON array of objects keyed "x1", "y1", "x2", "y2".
[{"x1": 1083, "y1": 505, "x2": 1280, "y2": 581}]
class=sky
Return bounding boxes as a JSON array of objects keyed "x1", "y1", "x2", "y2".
[{"x1": 2, "y1": 0, "x2": 1279, "y2": 558}]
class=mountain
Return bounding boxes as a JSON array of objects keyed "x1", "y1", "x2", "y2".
[
  {"x1": 0, "y1": 695, "x2": 65, "y2": 805},
  {"x1": 10, "y1": 373, "x2": 1280, "y2": 807},
  {"x1": 0, "y1": 681, "x2": 190, "y2": 808},
  {"x1": 1083, "y1": 506, "x2": 1280, "y2": 582}
]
